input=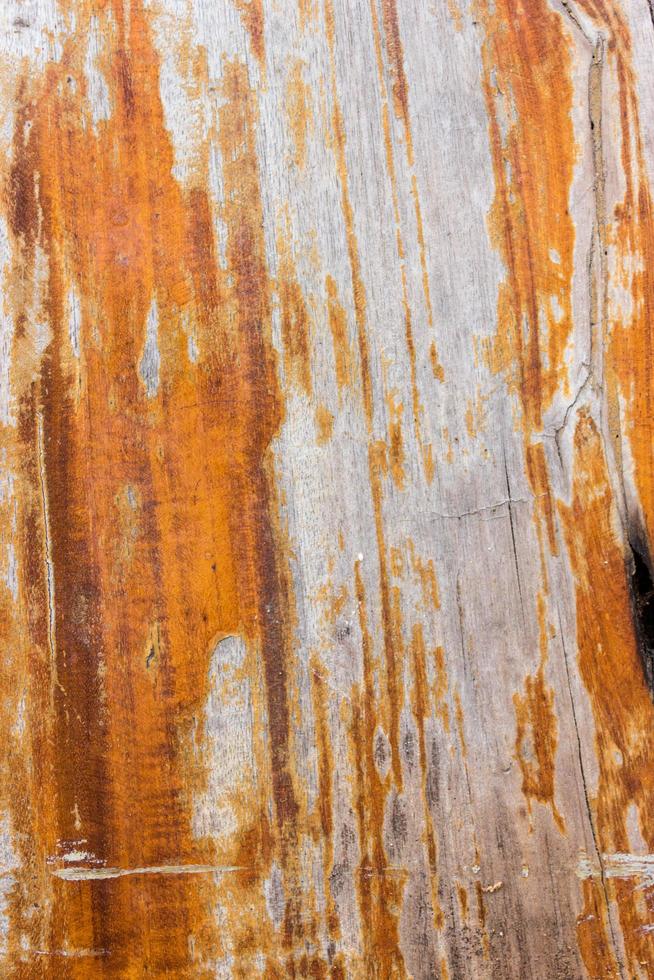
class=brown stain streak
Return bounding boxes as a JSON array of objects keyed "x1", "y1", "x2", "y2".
[
  {"x1": 351, "y1": 561, "x2": 407, "y2": 975},
  {"x1": 512, "y1": 593, "x2": 564, "y2": 834},
  {"x1": 375, "y1": 0, "x2": 445, "y2": 379},
  {"x1": 325, "y1": 274, "x2": 353, "y2": 395},
  {"x1": 0, "y1": 1, "x2": 309, "y2": 971},
  {"x1": 277, "y1": 224, "x2": 313, "y2": 396},
  {"x1": 476, "y1": 0, "x2": 578, "y2": 879},
  {"x1": 233, "y1": 0, "x2": 266, "y2": 69},
  {"x1": 286, "y1": 59, "x2": 312, "y2": 171},
  {"x1": 369, "y1": 0, "x2": 438, "y2": 482},
  {"x1": 324, "y1": 0, "x2": 405, "y2": 805},
  {"x1": 410, "y1": 624, "x2": 444, "y2": 929},
  {"x1": 479, "y1": 0, "x2": 576, "y2": 432},
  {"x1": 309, "y1": 660, "x2": 343, "y2": 956}
]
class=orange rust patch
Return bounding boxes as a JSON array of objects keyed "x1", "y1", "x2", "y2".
[
  {"x1": 454, "y1": 691, "x2": 467, "y2": 758},
  {"x1": 474, "y1": 880, "x2": 486, "y2": 929},
  {"x1": 447, "y1": 0, "x2": 463, "y2": 32},
  {"x1": 233, "y1": 0, "x2": 266, "y2": 68},
  {"x1": 350, "y1": 560, "x2": 407, "y2": 974},
  {"x1": 408, "y1": 539, "x2": 440, "y2": 611},
  {"x1": 390, "y1": 545, "x2": 405, "y2": 578},
  {"x1": 465, "y1": 392, "x2": 487, "y2": 440},
  {"x1": 576, "y1": 1, "x2": 654, "y2": 553},
  {"x1": 429, "y1": 340, "x2": 444, "y2": 383},
  {"x1": 387, "y1": 392, "x2": 405, "y2": 490},
  {"x1": 464, "y1": 402, "x2": 475, "y2": 439},
  {"x1": 298, "y1": 0, "x2": 316, "y2": 30},
  {"x1": 325, "y1": 0, "x2": 409, "y2": 808},
  {"x1": 525, "y1": 441, "x2": 558, "y2": 559},
  {"x1": 457, "y1": 883, "x2": 468, "y2": 921},
  {"x1": 315, "y1": 404, "x2": 334, "y2": 444},
  {"x1": 325, "y1": 274, "x2": 353, "y2": 395},
  {"x1": 286, "y1": 59, "x2": 312, "y2": 170},
  {"x1": 560, "y1": 410, "x2": 654, "y2": 972},
  {"x1": 513, "y1": 675, "x2": 564, "y2": 835},
  {"x1": 410, "y1": 623, "x2": 444, "y2": 928},
  {"x1": 475, "y1": 0, "x2": 577, "y2": 627},
  {"x1": 379, "y1": 0, "x2": 411, "y2": 141},
  {"x1": 513, "y1": 592, "x2": 564, "y2": 833},
  {"x1": 0, "y1": 0, "x2": 318, "y2": 969},
  {"x1": 309, "y1": 659, "x2": 343, "y2": 960},
  {"x1": 276, "y1": 224, "x2": 313, "y2": 395},
  {"x1": 369, "y1": 0, "x2": 438, "y2": 482},
  {"x1": 478, "y1": 0, "x2": 576, "y2": 433},
  {"x1": 576, "y1": 880, "x2": 620, "y2": 980},
  {"x1": 433, "y1": 645, "x2": 450, "y2": 731},
  {"x1": 324, "y1": 0, "x2": 372, "y2": 427}
]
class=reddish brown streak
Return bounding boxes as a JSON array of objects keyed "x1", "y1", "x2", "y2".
[{"x1": 0, "y1": 1, "x2": 311, "y2": 974}]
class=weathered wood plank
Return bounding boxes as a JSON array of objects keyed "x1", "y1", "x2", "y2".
[{"x1": 0, "y1": 0, "x2": 653, "y2": 976}]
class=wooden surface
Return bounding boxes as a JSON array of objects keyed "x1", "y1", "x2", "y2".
[{"x1": 1, "y1": 0, "x2": 654, "y2": 976}]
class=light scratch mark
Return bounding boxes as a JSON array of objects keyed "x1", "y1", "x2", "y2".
[
  {"x1": 578, "y1": 852, "x2": 654, "y2": 887},
  {"x1": 52, "y1": 863, "x2": 251, "y2": 881}
]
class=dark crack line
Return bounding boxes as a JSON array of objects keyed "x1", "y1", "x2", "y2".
[{"x1": 502, "y1": 443, "x2": 526, "y2": 630}]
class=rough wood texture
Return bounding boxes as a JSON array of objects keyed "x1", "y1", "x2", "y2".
[{"x1": 1, "y1": 0, "x2": 654, "y2": 976}]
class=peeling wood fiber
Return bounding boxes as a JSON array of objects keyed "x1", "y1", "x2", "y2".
[{"x1": 1, "y1": 0, "x2": 654, "y2": 977}]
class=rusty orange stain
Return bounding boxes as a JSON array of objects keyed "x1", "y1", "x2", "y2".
[
  {"x1": 324, "y1": 0, "x2": 373, "y2": 428},
  {"x1": 387, "y1": 391, "x2": 405, "y2": 490},
  {"x1": 479, "y1": 0, "x2": 576, "y2": 433},
  {"x1": 476, "y1": 0, "x2": 578, "y2": 861},
  {"x1": 464, "y1": 392, "x2": 487, "y2": 440},
  {"x1": 276, "y1": 223, "x2": 313, "y2": 395},
  {"x1": 410, "y1": 623, "x2": 444, "y2": 929},
  {"x1": 3, "y1": 0, "x2": 651, "y2": 973},
  {"x1": 464, "y1": 402, "x2": 475, "y2": 440},
  {"x1": 375, "y1": 0, "x2": 445, "y2": 386},
  {"x1": 325, "y1": 0, "x2": 415, "y2": 855},
  {"x1": 369, "y1": 0, "x2": 440, "y2": 483},
  {"x1": 456, "y1": 883, "x2": 469, "y2": 921},
  {"x1": 577, "y1": 1, "x2": 654, "y2": 555},
  {"x1": 389, "y1": 545, "x2": 405, "y2": 578},
  {"x1": 285, "y1": 58, "x2": 313, "y2": 170},
  {"x1": 560, "y1": 410, "x2": 654, "y2": 973},
  {"x1": 298, "y1": 0, "x2": 317, "y2": 30},
  {"x1": 446, "y1": 0, "x2": 463, "y2": 32},
  {"x1": 379, "y1": 0, "x2": 411, "y2": 144},
  {"x1": 0, "y1": 0, "x2": 337, "y2": 969},
  {"x1": 315, "y1": 403, "x2": 334, "y2": 444},
  {"x1": 477, "y1": 7, "x2": 654, "y2": 967},
  {"x1": 322, "y1": 14, "x2": 436, "y2": 926},
  {"x1": 525, "y1": 441, "x2": 558, "y2": 561},
  {"x1": 325, "y1": 273, "x2": 353, "y2": 395},
  {"x1": 233, "y1": 0, "x2": 266, "y2": 69},
  {"x1": 430, "y1": 340, "x2": 445, "y2": 383},
  {"x1": 513, "y1": 595, "x2": 565, "y2": 834},
  {"x1": 316, "y1": 579, "x2": 348, "y2": 626},
  {"x1": 441, "y1": 426, "x2": 454, "y2": 464},
  {"x1": 433, "y1": 645, "x2": 450, "y2": 732},
  {"x1": 453, "y1": 691, "x2": 467, "y2": 759},
  {"x1": 309, "y1": 658, "x2": 345, "y2": 974},
  {"x1": 350, "y1": 559, "x2": 407, "y2": 974},
  {"x1": 407, "y1": 539, "x2": 440, "y2": 611},
  {"x1": 576, "y1": 880, "x2": 620, "y2": 980}
]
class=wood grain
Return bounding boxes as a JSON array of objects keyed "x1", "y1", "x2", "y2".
[{"x1": 0, "y1": 0, "x2": 654, "y2": 976}]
